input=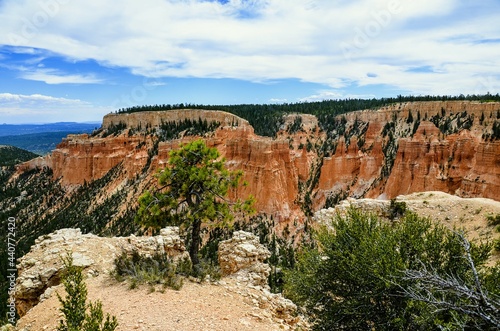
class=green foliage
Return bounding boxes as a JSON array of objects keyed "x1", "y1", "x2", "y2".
[
  {"x1": 284, "y1": 208, "x2": 496, "y2": 330},
  {"x1": 113, "y1": 250, "x2": 189, "y2": 290},
  {"x1": 486, "y1": 213, "x2": 500, "y2": 226},
  {"x1": 195, "y1": 259, "x2": 222, "y2": 282},
  {"x1": 380, "y1": 119, "x2": 398, "y2": 178},
  {"x1": 83, "y1": 301, "x2": 119, "y2": 331},
  {"x1": 430, "y1": 110, "x2": 474, "y2": 136},
  {"x1": 57, "y1": 254, "x2": 118, "y2": 331},
  {"x1": 494, "y1": 238, "x2": 500, "y2": 252},
  {"x1": 286, "y1": 116, "x2": 303, "y2": 134},
  {"x1": 136, "y1": 140, "x2": 254, "y2": 269},
  {"x1": 157, "y1": 118, "x2": 220, "y2": 141},
  {"x1": 102, "y1": 121, "x2": 127, "y2": 137},
  {"x1": 492, "y1": 120, "x2": 500, "y2": 140},
  {"x1": 0, "y1": 145, "x2": 38, "y2": 166},
  {"x1": 57, "y1": 255, "x2": 87, "y2": 330},
  {"x1": 407, "y1": 110, "x2": 414, "y2": 123},
  {"x1": 389, "y1": 198, "x2": 407, "y2": 220},
  {"x1": 324, "y1": 190, "x2": 347, "y2": 208}
]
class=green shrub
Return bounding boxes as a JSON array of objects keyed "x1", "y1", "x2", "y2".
[
  {"x1": 57, "y1": 254, "x2": 118, "y2": 331},
  {"x1": 486, "y1": 213, "x2": 500, "y2": 226},
  {"x1": 494, "y1": 239, "x2": 500, "y2": 252},
  {"x1": 113, "y1": 249, "x2": 190, "y2": 290},
  {"x1": 284, "y1": 208, "x2": 497, "y2": 330},
  {"x1": 389, "y1": 198, "x2": 407, "y2": 219},
  {"x1": 195, "y1": 259, "x2": 221, "y2": 282}
]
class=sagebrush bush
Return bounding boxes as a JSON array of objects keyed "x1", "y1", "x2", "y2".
[
  {"x1": 113, "y1": 249, "x2": 190, "y2": 290},
  {"x1": 487, "y1": 213, "x2": 500, "y2": 226},
  {"x1": 494, "y1": 238, "x2": 500, "y2": 252}
]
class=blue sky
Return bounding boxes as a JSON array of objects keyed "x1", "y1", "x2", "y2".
[{"x1": 0, "y1": 0, "x2": 499, "y2": 123}]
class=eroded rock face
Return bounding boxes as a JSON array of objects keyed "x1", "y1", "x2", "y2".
[
  {"x1": 15, "y1": 227, "x2": 188, "y2": 317},
  {"x1": 218, "y1": 231, "x2": 271, "y2": 287},
  {"x1": 102, "y1": 109, "x2": 251, "y2": 130},
  {"x1": 383, "y1": 126, "x2": 500, "y2": 201},
  {"x1": 314, "y1": 197, "x2": 392, "y2": 223},
  {"x1": 315, "y1": 102, "x2": 500, "y2": 204},
  {"x1": 16, "y1": 103, "x2": 500, "y2": 224}
]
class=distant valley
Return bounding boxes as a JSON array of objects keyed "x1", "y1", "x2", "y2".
[{"x1": 0, "y1": 122, "x2": 99, "y2": 155}]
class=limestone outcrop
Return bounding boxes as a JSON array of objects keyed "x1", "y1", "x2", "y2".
[
  {"x1": 15, "y1": 227, "x2": 188, "y2": 317},
  {"x1": 102, "y1": 109, "x2": 251, "y2": 130},
  {"x1": 218, "y1": 231, "x2": 271, "y2": 287},
  {"x1": 15, "y1": 227, "x2": 302, "y2": 328},
  {"x1": 218, "y1": 231, "x2": 300, "y2": 327}
]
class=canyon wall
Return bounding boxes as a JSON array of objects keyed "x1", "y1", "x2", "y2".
[{"x1": 18, "y1": 102, "x2": 500, "y2": 222}]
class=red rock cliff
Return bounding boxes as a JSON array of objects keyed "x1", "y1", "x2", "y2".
[{"x1": 18, "y1": 102, "x2": 500, "y2": 221}]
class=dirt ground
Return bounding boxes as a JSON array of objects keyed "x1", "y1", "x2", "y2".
[{"x1": 16, "y1": 276, "x2": 290, "y2": 331}]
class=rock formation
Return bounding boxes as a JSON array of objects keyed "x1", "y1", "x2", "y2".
[
  {"x1": 218, "y1": 231, "x2": 271, "y2": 287},
  {"x1": 15, "y1": 227, "x2": 188, "y2": 316},
  {"x1": 15, "y1": 101, "x2": 500, "y2": 226},
  {"x1": 14, "y1": 227, "x2": 302, "y2": 329},
  {"x1": 102, "y1": 109, "x2": 251, "y2": 130},
  {"x1": 217, "y1": 231, "x2": 299, "y2": 326}
]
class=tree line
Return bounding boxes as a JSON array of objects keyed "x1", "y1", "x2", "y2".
[{"x1": 114, "y1": 94, "x2": 500, "y2": 137}]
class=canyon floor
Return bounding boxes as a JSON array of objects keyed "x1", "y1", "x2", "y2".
[{"x1": 14, "y1": 192, "x2": 500, "y2": 331}]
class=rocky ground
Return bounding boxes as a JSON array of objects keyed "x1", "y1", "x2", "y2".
[
  {"x1": 10, "y1": 228, "x2": 302, "y2": 331},
  {"x1": 16, "y1": 277, "x2": 296, "y2": 331}
]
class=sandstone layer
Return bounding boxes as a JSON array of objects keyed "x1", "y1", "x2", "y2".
[{"x1": 17, "y1": 102, "x2": 500, "y2": 223}]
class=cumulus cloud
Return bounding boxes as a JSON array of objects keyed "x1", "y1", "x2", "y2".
[
  {"x1": 299, "y1": 90, "x2": 376, "y2": 102},
  {"x1": 0, "y1": 0, "x2": 499, "y2": 95},
  {"x1": 0, "y1": 93, "x2": 110, "y2": 123}
]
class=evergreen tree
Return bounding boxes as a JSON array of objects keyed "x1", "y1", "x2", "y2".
[
  {"x1": 57, "y1": 254, "x2": 118, "y2": 331},
  {"x1": 136, "y1": 140, "x2": 254, "y2": 271}
]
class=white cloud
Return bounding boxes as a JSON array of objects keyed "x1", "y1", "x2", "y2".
[
  {"x1": 0, "y1": 93, "x2": 87, "y2": 104},
  {"x1": 19, "y1": 68, "x2": 104, "y2": 84},
  {"x1": 269, "y1": 98, "x2": 288, "y2": 103},
  {"x1": 0, "y1": 0, "x2": 499, "y2": 95},
  {"x1": 299, "y1": 90, "x2": 376, "y2": 102},
  {"x1": 0, "y1": 93, "x2": 110, "y2": 123}
]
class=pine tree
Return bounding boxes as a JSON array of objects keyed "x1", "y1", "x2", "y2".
[{"x1": 136, "y1": 140, "x2": 254, "y2": 271}]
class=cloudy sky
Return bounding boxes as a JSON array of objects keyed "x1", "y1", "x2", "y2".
[{"x1": 0, "y1": 0, "x2": 499, "y2": 123}]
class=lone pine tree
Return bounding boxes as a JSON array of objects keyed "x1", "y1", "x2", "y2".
[{"x1": 136, "y1": 139, "x2": 254, "y2": 271}]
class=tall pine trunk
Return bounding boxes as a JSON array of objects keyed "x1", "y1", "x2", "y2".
[{"x1": 189, "y1": 218, "x2": 202, "y2": 273}]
